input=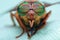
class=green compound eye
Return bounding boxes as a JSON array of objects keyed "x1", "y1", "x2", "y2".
[
  {"x1": 19, "y1": 13, "x2": 26, "y2": 16},
  {"x1": 36, "y1": 6, "x2": 45, "y2": 16},
  {"x1": 33, "y1": 1, "x2": 45, "y2": 16},
  {"x1": 17, "y1": 1, "x2": 29, "y2": 16},
  {"x1": 17, "y1": 7, "x2": 27, "y2": 16}
]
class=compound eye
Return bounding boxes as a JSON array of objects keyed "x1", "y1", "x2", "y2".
[
  {"x1": 17, "y1": 6, "x2": 27, "y2": 16},
  {"x1": 35, "y1": 6, "x2": 45, "y2": 16},
  {"x1": 17, "y1": 1, "x2": 30, "y2": 16},
  {"x1": 19, "y1": 13, "x2": 27, "y2": 16},
  {"x1": 20, "y1": 5, "x2": 29, "y2": 12},
  {"x1": 17, "y1": 5, "x2": 30, "y2": 16}
]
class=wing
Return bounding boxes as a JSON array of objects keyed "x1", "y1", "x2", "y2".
[{"x1": 42, "y1": 2, "x2": 60, "y2": 7}]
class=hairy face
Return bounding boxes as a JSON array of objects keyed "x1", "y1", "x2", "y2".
[{"x1": 17, "y1": 1, "x2": 45, "y2": 27}]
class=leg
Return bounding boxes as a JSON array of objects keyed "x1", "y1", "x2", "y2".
[
  {"x1": 10, "y1": 12, "x2": 16, "y2": 26},
  {"x1": 37, "y1": 22, "x2": 46, "y2": 30},
  {"x1": 16, "y1": 29, "x2": 24, "y2": 38},
  {"x1": 37, "y1": 11, "x2": 51, "y2": 30},
  {"x1": 12, "y1": 12, "x2": 28, "y2": 38},
  {"x1": 42, "y1": 11, "x2": 51, "y2": 23},
  {"x1": 10, "y1": 12, "x2": 25, "y2": 38},
  {"x1": 27, "y1": 32, "x2": 31, "y2": 39}
]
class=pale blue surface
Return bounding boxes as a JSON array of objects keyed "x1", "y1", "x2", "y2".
[{"x1": 0, "y1": 0, "x2": 60, "y2": 40}]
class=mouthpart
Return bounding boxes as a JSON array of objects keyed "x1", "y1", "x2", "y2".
[{"x1": 28, "y1": 20, "x2": 35, "y2": 28}]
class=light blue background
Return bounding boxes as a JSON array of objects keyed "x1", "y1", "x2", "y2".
[{"x1": 0, "y1": 0, "x2": 60, "y2": 40}]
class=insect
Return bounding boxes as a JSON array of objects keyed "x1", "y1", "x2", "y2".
[{"x1": 4, "y1": 0, "x2": 60, "y2": 39}]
